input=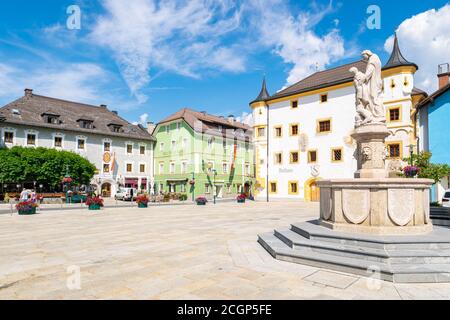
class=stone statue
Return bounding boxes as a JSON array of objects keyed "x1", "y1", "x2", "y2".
[{"x1": 350, "y1": 50, "x2": 385, "y2": 127}]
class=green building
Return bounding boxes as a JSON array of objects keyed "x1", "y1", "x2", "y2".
[{"x1": 153, "y1": 108, "x2": 255, "y2": 201}]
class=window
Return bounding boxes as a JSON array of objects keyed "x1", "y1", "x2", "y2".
[
  {"x1": 245, "y1": 164, "x2": 250, "y2": 175},
  {"x1": 140, "y1": 164, "x2": 146, "y2": 173},
  {"x1": 4, "y1": 131, "x2": 14, "y2": 144},
  {"x1": 77, "y1": 138, "x2": 86, "y2": 150},
  {"x1": 171, "y1": 140, "x2": 176, "y2": 150},
  {"x1": 159, "y1": 162, "x2": 164, "y2": 174},
  {"x1": 274, "y1": 153, "x2": 283, "y2": 165},
  {"x1": 289, "y1": 181, "x2": 299, "y2": 195},
  {"x1": 160, "y1": 142, "x2": 164, "y2": 151},
  {"x1": 208, "y1": 138, "x2": 213, "y2": 148},
  {"x1": 389, "y1": 107, "x2": 401, "y2": 122},
  {"x1": 274, "y1": 126, "x2": 282, "y2": 138},
  {"x1": 181, "y1": 162, "x2": 188, "y2": 174},
  {"x1": 159, "y1": 183, "x2": 164, "y2": 193},
  {"x1": 387, "y1": 143, "x2": 402, "y2": 159},
  {"x1": 308, "y1": 150, "x2": 318, "y2": 163},
  {"x1": 104, "y1": 142, "x2": 111, "y2": 152},
  {"x1": 182, "y1": 138, "x2": 188, "y2": 148},
  {"x1": 332, "y1": 148, "x2": 343, "y2": 162},
  {"x1": 166, "y1": 126, "x2": 170, "y2": 133},
  {"x1": 177, "y1": 122, "x2": 181, "y2": 130},
  {"x1": 46, "y1": 116, "x2": 60, "y2": 124},
  {"x1": 79, "y1": 120, "x2": 93, "y2": 129},
  {"x1": 181, "y1": 184, "x2": 186, "y2": 193},
  {"x1": 170, "y1": 162, "x2": 175, "y2": 174},
  {"x1": 317, "y1": 119, "x2": 331, "y2": 133},
  {"x1": 291, "y1": 100, "x2": 298, "y2": 109},
  {"x1": 103, "y1": 164, "x2": 110, "y2": 173},
  {"x1": 126, "y1": 144, "x2": 133, "y2": 154},
  {"x1": 223, "y1": 139, "x2": 227, "y2": 150},
  {"x1": 290, "y1": 151, "x2": 299, "y2": 164},
  {"x1": 320, "y1": 94, "x2": 328, "y2": 103},
  {"x1": 140, "y1": 145, "x2": 146, "y2": 155},
  {"x1": 110, "y1": 125, "x2": 123, "y2": 133},
  {"x1": 54, "y1": 136, "x2": 63, "y2": 148},
  {"x1": 257, "y1": 127, "x2": 265, "y2": 137},
  {"x1": 205, "y1": 184, "x2": 211, "y2": 194},
  {"x1": 126, "y1": 163, "x2": 133, "y2": 173},
  {"x1": 270, "y1": 182, "x2": 277, "y2": 194},
  {"x1": 290, "y1": 124, "x2": 299, "y2": 136},
  {"x1": 223, "y1": 163, "x2": 228, "y2": 174},
  {"x1": 27, "y1": 134, "x2": 36, "y2": 146}
]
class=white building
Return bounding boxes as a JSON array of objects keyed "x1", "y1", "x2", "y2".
[
  {"x1": 251, "y1": 35, "x2": 427, "y2": 202},
  {"x1": 0, "y1": 89, "x2": 155, "y2": 197}
]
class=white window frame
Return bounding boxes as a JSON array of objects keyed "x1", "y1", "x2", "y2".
[
  {"x1": 125, "y1": 161, "x2": 134, "y2": 173},
  {"x1": 126, "y1": 142, "x2": 134, "y2": 155},
  {"x1": 102, "y1": 163, "x2": 111, "y2": 175},
  {"x1": 223, "y1": 162, "x2": 228, "y2": 174},
  {"x1": 205, "y1": 184, "x2": 211, "y2": 194},
  {"x1": 76, "y1": 135, "x2": 87, "y2": 151},
  {"x1": 245, "y1": 163, "x2": 250, "y2": 175},
  {"x1": 171, "y1": 140, "x2": 176, "y2": 150},
  {"x1": 139, "y1": 162, "x2": 146, "y2": 173},
  {"x1": 25, "y1": 129, "x2": 39, "y2": 147},
  {"x1": 160, "y1": 142, "x2": 165, "y2": 151},
  {"x1": 103, "y1": 138, "x2": 112, "y2": 152},
  {"x1": 182, "y1": 138, "x2": 188, "y2": 148},
  {"x1": 2, "y1": 128, "x2": 16, "y2": 146},
  {"x1": 139, "y1": 143, "x2": 147, "y2": 155},
  {"x1": 169, "y1": 162, "x2": 176, "y2": 174},
  {"x1": 159, "y1": 162, "x2": 164, "y2": 174},
  {"x1": 181, "y1": 161, "x2": 188, "y2": 174},
  {"x1": 52, "y1": 133, "x2": 65, "y2": 149}
]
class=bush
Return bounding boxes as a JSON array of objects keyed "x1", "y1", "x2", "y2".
[
  {"x1": 430, "y1": 202, "x2": 443, "y2": 208},
  {"x1": 179, "y1": 194, "x2": 188, "y2": 201}
]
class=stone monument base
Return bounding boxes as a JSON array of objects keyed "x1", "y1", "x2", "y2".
[
  {"x1": 258, "y1": 221, "x2": 450, "y2": 283},
  {"x1": 316, "y1": 178, "x2": 434, "y2": 236}
]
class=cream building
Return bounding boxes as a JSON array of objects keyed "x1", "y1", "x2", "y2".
[{"x1": 251, "y1": 35, "x2": 427, "y2": 202}]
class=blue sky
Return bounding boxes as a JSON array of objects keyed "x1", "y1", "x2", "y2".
[{"x1": 1, "y1": 0, "x2": 449, "y2": 125}]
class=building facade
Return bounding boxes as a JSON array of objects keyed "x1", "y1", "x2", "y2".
[
  {"x1": 418, "y1": 63, "x2": 450, "y2": 202},
  {"x1": 153, "y1": 108, "x2": 255, "y2": 200},
  {"x1": 251, "y1": 35, "x2": 427, "y2": 201},
  {"x1": 0, "y1": 89, "x2": 155, "y2": 197}
]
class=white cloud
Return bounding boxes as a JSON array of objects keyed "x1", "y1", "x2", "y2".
[
  {"x1": 90, "y1": 0, "x2": 245, "y2": 102},
  {"x1": 235, "y1": 111, "x2": 253, "y2": 126},
  {"x1": 246, "y1": 0, "x2": 345, "y2": 87},
  {"x1": 133, "y1": 113, "x2": 150, "y2": 126},
  {"x1": 384, "y1": 4, "x2": 450, "y2": 93}
]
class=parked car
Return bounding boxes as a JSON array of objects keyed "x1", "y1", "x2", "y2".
[
  {"x1": 443, "y1": 190, "x2": 450, "y2": 208},
  {"x1": 114, "y1": 188, "x2": 137, "y2": 201}
]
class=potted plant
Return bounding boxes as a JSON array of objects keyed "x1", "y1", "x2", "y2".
[
  {"x1": 195, "y1": 196, "x2": 208, "y2": 206},
  {"x1": 16, "y1": 201, "x2": 39, "y2": 215},
  {"x1": 179, "y1": 193, "x2": 188, "y2": 201},
  {"x1": 237, "y1": 194, "x2": 246, "y2": 203},
  {"x1": 403, "y1": 165, "x2": 420, "y2": 178},
  {"x1": 136, "y1": 194, "x2": 149, "y2": 208},
  {"x1": 85, "y1": 196, "x2": 104, "y2": 211}
]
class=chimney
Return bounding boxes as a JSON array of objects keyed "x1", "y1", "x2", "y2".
[
  {"x1": 100, "y1": 104, "x2": 107, "y2": 109},
  {"x1": 438, "y1": 63, "x2": 450, "y2": 89},
  {"x1": 112, "y1": 110, "x2": 118, "y2": 115},
  {"x1": 24, "y1": 88, "x2": 33, "y2": 97},
  {"x1": 228, "y1": 114, "x2": 235, "y2": 123},
  {"x1": 147, "y1": 122, "x2": 156, "y2": 134}
]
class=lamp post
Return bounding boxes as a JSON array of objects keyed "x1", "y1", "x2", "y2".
[
  {"x1": 212, "y1": 169, "x2": 217, "y2": 204},
  {"x1": 190, "y1": 172, "x2": 195, "y2": 202},
  {"x1": 409, "y1": 144, "x2": 415, "y2": 166}
]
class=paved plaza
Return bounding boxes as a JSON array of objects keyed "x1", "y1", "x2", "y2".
[{"x1": 1, "y1": 201, "x2": 450, "y2": 300}]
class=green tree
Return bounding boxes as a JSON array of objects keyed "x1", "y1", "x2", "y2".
[
  {"x1": 0, "y1": 146, "x2": 97, "y2": 187},
  {"x1": 404, "y1": 152, "x2": 450, "y2": 183}
]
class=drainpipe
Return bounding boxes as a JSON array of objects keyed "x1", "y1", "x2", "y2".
[{"x1": 266, "y1": 100, "x2": 269, "y2": 203}]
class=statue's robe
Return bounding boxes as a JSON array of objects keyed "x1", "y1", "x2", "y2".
[{"x1": 363, "y1": 55, "x2": 384, "y2": 119}]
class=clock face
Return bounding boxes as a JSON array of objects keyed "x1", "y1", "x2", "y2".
[{"x1": 103, "y1": 152, "x2": 111, "y2": 163}]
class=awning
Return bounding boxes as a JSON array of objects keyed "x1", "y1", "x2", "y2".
[{"x1": 166, "y1": 179, "x2": 188, "y2": 183}]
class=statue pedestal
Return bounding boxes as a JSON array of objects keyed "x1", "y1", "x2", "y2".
[
  {"x1": 316, "y1": 178, "x2": 433, "y2": 235},
  {"x1": 351, "y1": 123, "x2": 390, "y2": 179}
]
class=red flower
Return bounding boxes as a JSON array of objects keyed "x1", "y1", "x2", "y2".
[
  {"x1": 85, "y1": 196, "x2": 104, "y2": 207},
  {"x1": 136, "y1": 195, "x2": 149, "y2": 205}
]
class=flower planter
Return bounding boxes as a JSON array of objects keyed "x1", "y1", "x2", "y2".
[
  {"x1": 405, "y1": 170, "x2": 419, "y2": 178},
  {"x1": 237, "y1": 199, "x2": 246, "y2": 203},
  {"x1": 88, "y1": 204, "x2": 101, "y2": 211},
  {"x1": 196, "y1": 201, "x2": 207, "y2": 206},
  {"x1": 138, "y1": 203, "x2": 148, "y2": 208},
  {"x1": 18, "y1": 207, "x2": 37, "y2": 215}
]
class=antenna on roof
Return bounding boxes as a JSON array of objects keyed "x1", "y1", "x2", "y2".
[{"x1": 315, "y1": 62, "x2": 319, "y2": 72}]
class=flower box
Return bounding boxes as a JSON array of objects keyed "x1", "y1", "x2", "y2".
[
  {"x1": 195, "y1": 196, "x2": 208, "y2": 206},
  {"x1": 16, "y1": 201, "x2": 39, "y2": 215},
  {"x1": 136, "y1": 195, "x2": 149, "y2": 208},
  {"x1": 403, "y1": 165, "x2": 420, "y2": 178},
  {"x1": 138, "y1": 203, "x2": 148, "y2": 208},
  {"x1": 18, "y1": 207, "x2": 37, "y2": 215},
  {"x1": 85, "y1": 196, "x2": 104, "y2": 211},
  {"x1": 237, "y1": 194, "x2": 246, "y2": 203}
]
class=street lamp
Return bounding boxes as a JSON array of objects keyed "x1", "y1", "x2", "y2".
[
  {"x1": 409, "y1": 144, "x2": 415, "y2": 166},
  {"x1": 212, "y1": 169, "x2": 217, "y2": 204},
  {"x1": 190, "y1": 172, "x2": 196, "y2": 202}
]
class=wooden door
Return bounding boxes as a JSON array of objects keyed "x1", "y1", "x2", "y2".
[{"x1": 310, "y1": 182, "x2": 320, "y2": 202}]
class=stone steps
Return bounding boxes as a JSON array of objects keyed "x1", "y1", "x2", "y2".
[{"x1": 258, "y1": 220, "x2": 450, "y2": 283}]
